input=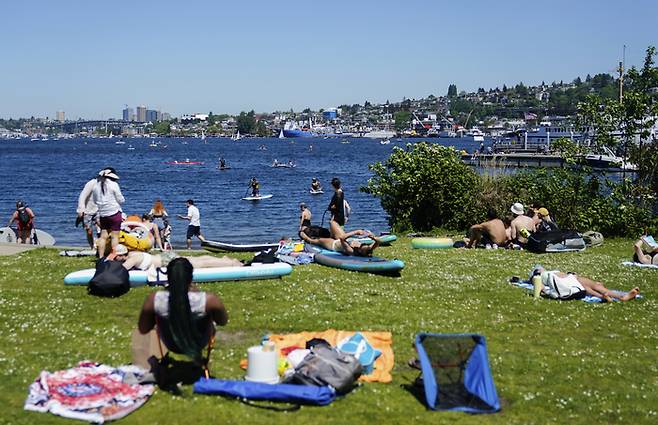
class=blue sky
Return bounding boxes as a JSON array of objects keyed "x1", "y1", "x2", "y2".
[{"x1": 2, "y1": 0, "x2": 657, "y2": 119}]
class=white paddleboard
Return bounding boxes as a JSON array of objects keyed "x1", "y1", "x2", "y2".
[
  {"x1": 0, "y1": 227, "x2": 17, "y2": 243},
  {"x1": 310, "y1": 189, "x2": 324, "y2": 194},
  {"x1": 242, "y1": 194, "x2": 273, "y2": 201},
  {"x1": 32, "y1": 229, "x2": 56, "y2": 246}
]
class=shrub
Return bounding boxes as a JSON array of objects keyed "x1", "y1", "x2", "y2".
[{"x1": 363, "y1": 143, "x2": 480, "y2": 231}]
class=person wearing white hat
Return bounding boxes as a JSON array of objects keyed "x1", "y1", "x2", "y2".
[
  {"x1": 510, "y1": 202, "x2": 535, "y2": 246},
  {"x1": 92, "y1": 168, "x2": 125, "y2": 256}
]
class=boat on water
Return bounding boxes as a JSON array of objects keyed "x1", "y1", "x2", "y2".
[
  {"x1": 165, "y1": 159, "x2": 205, "y2": 165},
  {"x1": 363, "y1": 129, "x2": 396, "y2": 139},
  {"x1": 466, "y1": 128, "x2": 485, "y2": 142},
  {"x1": 149, "y1": 141, "x2": 158, "y2": 147},
  {"x1": 380, "y1": 138, "x2": 391, "y2": 145},
  {"x1": 231, "y1": 130, "x2": 243, "y2": 141},
  {"x1": 282, "y1": 121, "x2": 317, "y2": 138},
  {"x1": 127, "y1": 145, "x2": 135, "y2": 151},
  {"x1": 494, "y1": 124, "x2": 582, "y2": 152},
  {"x1": 115, "y1": 140, "x2": 126, "y2": 145},
  {"x1": 278, "y1": 129, "x2": 285, "y2": 139}
]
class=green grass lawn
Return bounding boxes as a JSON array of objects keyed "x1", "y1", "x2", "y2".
[{"x1": 0, "y1": 239, "x2": 656, "y2": 424}]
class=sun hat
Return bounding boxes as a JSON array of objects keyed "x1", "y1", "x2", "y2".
[
  {"x1": 115, "y1": 244, "x2": 128, "y2": 255},
  {"x1": 537, "y1": 207, "x2": 549, "y2": 217},
  {"x1": 510, "y1": 202, "x2": 524, "y2": 216}
]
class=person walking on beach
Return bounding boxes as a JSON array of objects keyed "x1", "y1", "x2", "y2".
[
  {"x1": 77, "y1": 168, "x2": 113, "y2": 249},
  {"x1": 92, "y1": 168, "x2": 124, "y2": 256},
  {"x1": 327, "y1": 177, "x2": 345, "y2": 234},
  {"x1": 8, "y1": 200, "x2": 35, "y2": 244},
  {"x1": 178, "y1": 199, "x2": 205, "y2": 249}
]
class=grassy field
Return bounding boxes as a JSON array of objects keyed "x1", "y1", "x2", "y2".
[{"x1": 0, "y1": 239, "x2": 656, "y2": 424}]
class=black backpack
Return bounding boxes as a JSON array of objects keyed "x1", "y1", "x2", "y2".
[
  {"x1": 88, "y1": 258, "x2": 130, "y2": 297},
  {"x1": 526, "y1": 230, "x2": 586, "y2": 253}
]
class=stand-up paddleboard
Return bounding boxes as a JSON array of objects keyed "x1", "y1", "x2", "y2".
[
  {"x1": 0, "y1": 227, "x2": 17, "y2": 243},
  {"x1": 411, "y1": 237, "x2": 454, "y2": 249},
  {"x1": 310, "y1": 189, "x2": 324, "y2": 195},
  {"x1": 202, "y1": 240, "x2": 280, "y2": 253},
  {"x1": 218, "y1": 167, "x2": 231, "y2": 170},
  {"x1": 348, "y1": 234, "x2": 397, "y2": 246},
  {"x1": 31, "y1": 229, "x2": 56, "y2": 245},
  {"x1": 64, "y1": 262, "x2": 293, "y2": 286},
  {"x1": 242, "y1": 194, "x2": 273, "y2": 201},
  {"x1": 59, "y1": 249, "x2": 97, "y2": 257},
  {"x1": 306, "y1": 245, "x2": 404, "y2": 276}
]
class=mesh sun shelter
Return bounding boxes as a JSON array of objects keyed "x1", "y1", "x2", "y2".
[{"x1": 414, "y1": 333, "x2": 500, "y2": 413}]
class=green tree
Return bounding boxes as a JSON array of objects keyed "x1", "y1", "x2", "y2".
[
  {"x1": 394, "y1": 111, "x2": 411, "y2": 132},
  {"x1": 236, "y1": 110, "x2": 256, "y2": 134},
  {"x1": 153, "y1": 121, "x2": 171, "y2": 135},
  {"x1": 447, "y1": 84, "x2": 457, "y2": 97}
]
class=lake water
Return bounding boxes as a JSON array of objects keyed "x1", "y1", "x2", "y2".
[{"x1": 0, "y1": 136, "x2": 482, "y2": 246}]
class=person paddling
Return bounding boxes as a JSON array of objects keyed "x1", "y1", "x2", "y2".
[{"x1": 249, "y1": 177, "x2": 260, "y2": 197}]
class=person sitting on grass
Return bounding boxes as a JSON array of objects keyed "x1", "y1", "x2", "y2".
[
  {"x1": 110, "y1": 244, "x2": 243, "y2": 271},
  {"x1": 509, "y1": 202, "x2": 535, "y2": 246},
  {"x1": 465, "y1": 209, "x2": 509, "y2": 248},
  {"x1": 135, "y1": 257, "x2": 228, "y2": 389},
  {"x1": 633, "y1": 239, "x2": 658, "y2": 265},
  {"x1": 535, "y1": 207, "x2": 559, "y2": 232},
  {"x1": 531, "y1": 266, "x2": 640, "y2": 302},
  {"x1": 300, "y1": 220, "x2": 380, "y2": 257}
]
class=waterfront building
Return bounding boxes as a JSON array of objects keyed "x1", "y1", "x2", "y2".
[
  {"x1": 322, "y1": 108, "x2": 338, "y2": 121},
  {"x1": 146, "y1": 109, "x2": 158, "y2": 122},
  {"x1": 136, "y1": 105, "x2": 146, "y2": 122},
  {"x1": 56, "y1": 111, "x2": 65, "y2": 122}
]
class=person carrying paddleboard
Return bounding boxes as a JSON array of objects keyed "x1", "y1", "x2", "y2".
[
  {"x1": 249, "y1": 177, "x2": 260, "y2": 197},
  {"x1": 8, "y1": 200, "x2": 35, "y2": 244}
]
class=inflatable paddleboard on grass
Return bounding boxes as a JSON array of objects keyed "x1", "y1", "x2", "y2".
[
  {"x1": 306, "y1": 245, "x2": 404, "y2": 276},
  {"x1": 411, "y1": 237, "x2": 454, "y2": 249},
  {"x1": 242, "y1": 194, "x2": 273, "y2": 201},
  {"x1": 348, "y1": 234, "x2": 397, "y2": 246},
  {"x1": 202, "y1": 240, "x2": 280, "y2": 253},
  {"x1": 64, "y1": 262, "x2": 293, "y2": 286}
]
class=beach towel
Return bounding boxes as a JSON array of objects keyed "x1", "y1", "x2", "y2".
[
  {"x1": 622, "y1": 261, "x2": 658, "y2": 269},
  {"x1": 25, "y1": 361, "x2": 154, "y2": 423},
  {"x1": 509, "y1": 280, "x2": 641, "y2": 303},
  {"x1": 240, "y1": 330, "x2": 394, "y2": 383},
  {"x1": 276, "y1": 242, "x2": 315, "y2": 265}
]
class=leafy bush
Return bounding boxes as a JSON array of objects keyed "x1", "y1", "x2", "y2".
[{"x1": 363, "y1": 143, "x2": 480, "y2": 231}]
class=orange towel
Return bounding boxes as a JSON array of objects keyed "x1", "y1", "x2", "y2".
[{"x1": 240, "y1": 330, "x2": 394, "y2": 383}]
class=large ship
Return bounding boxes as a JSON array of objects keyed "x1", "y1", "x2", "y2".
[{"x1": 282, "y1": 121, "x2": 317, "y2": 138}]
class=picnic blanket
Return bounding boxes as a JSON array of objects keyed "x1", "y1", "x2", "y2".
[
  {"x1": 25, "y1": 361, "x2": 154, "y2": 423},
  {"x1": 509, "y1": 280, "x2": 641, "y2": 303},
  {"x1": 622, "y1": 261, "x2": 658, "y2": 269},
  {"x1": 240, "y1": 330, "x2": 394, "y2": 383}
]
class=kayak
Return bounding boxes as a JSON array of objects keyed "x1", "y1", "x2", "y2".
[
  {"x1": 64, "y1": 262, "x2": 293, "y2": 286},
  {"x1": 306, "y1": 245, "x2": 404, "y2": 276},
  {"x1": 202, "y1": 240, "x2": 280, "y2": 253},
  {"x1": 310, "y1": 189, "x2": 324, "y2": 194},
  {"x1": 242, "y1": 194, "x2": 273, "y2": 201},
  {"x1": 411, "y1": 237, "x2": 454, "y2": 249}
]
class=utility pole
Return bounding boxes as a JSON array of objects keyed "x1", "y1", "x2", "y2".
[{"x1": 618, "y1": 45, "x2": 626, "y2": 103}]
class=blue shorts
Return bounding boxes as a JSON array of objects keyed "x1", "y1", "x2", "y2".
[{"x1": 187, "y1": 225, "x2": 201, "y2": 239}]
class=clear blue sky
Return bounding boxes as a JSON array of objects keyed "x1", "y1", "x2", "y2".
[{"x1": 2, "y1": 0, "x2": 657, "y2": 119}]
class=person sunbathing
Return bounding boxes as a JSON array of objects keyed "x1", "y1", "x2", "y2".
[
  {"x1": 531, "y1": 266, "x2": 640, "y2": 302},
  {"x1": 110, "y1": 244, "x2": 243, "y2": 271},
  {"x1": 633, "y1": 239, "x2": 658, "y2": 265},
  {"x1": 300, "y1": 220, "x2": 380, "y2": 256},
  {"x1": 466, "y1": 209, "x2": 509, "y2": 248}
]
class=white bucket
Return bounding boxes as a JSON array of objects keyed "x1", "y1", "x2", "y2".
[{"x1": 245, "y1": 345, "x2": 279, "y2": 384}]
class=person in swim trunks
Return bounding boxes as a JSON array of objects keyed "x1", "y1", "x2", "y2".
[
  {"x1": 299, "y1": 221, "x2": 380, "y2": 257},
  {"x1": 111, "y1": 244, "x2": 243, "y2": 271}
]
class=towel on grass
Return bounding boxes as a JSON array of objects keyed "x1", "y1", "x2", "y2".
[
  {"x1": 240, "y1": 330, "x2": 394, "y2": 383},
  {"x1": 25, "y1": 361, "x2": 154, "y2": 423},
  {"x1": 622, "y1": 261, "x2": 658, "y2": 269},
  {"x1": 509, "y1": 280, "x2": 641, "y2": 303}
]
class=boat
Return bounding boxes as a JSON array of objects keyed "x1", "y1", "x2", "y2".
[
  {"x1": 340, "y1": 139, "x2": 350, "y2": 144},
  {"x1": 231, "y1": 130, "x2": 243, "y2": 141},
  {"x1": 149, "y1": 141, "x2": 158, "y2": 148},
  {"x1": 583, "y1": 146, "x2": 637, "y2": 171},
  {"x1": 278, "y1": 129, "x2": 285, "y2": 139},
  {"x1": 466, "y1": 128, "x2": 485, "y2": 142},
  {"x1": 115, "y1": 140, "x2": 126, "y2": 145},
  {"x1": 380, "y1": 138, "x2": 391, "y2": 145},
  {"x1": 127, "y1": 145, "x2": 135, "y2": 151},
  {"x1": 282, "y1": 121, "x2": 317, "y2": 138},
  {"x1": 165, "y1": 159, "x2": 205, "y2": 165},
  {"x1": 363, "y1": 129, "x2": 396, "y2": 139},
  {"x1": 494, "y1": 124, "x2": 583, "y2": 153}
]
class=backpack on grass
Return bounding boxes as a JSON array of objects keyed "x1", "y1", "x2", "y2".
[
  {"x1": 88, "y1": 259, "x2": 130, "y2": 297},
  {"x1": 526, "y1": 230, "x2": 585, "y2": 253}
]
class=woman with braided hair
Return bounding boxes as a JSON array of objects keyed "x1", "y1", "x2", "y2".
[{"x1": 135, "y1": 257, "x2": 228, "y2": 388}]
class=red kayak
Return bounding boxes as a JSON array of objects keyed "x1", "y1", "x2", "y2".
[{"x1": 164, "y1": 160, "x2": 205, "y2": 165}]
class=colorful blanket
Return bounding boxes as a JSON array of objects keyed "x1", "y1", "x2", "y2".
[
  {"x1": 622, "y1": 261, "x2": 658, "y2": 269},
  {"x1": 25, "y1": 361, "x2": 154, "y2": 423},
  {"x1": 240, "y1": 330, "x2": 394, "y2": 383},
  {"x1": 509, "y1": 280, "x2": 642, "y2": 303}
]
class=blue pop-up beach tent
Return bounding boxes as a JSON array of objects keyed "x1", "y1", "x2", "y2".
[{"x1": 414, "y1": 333, "x2": 500, "y2": 413}]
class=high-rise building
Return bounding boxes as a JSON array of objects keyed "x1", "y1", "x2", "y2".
[
  {"x1": 56, "y1": 111, "x2": 65, "y2": 122},
  {"x1": 123, "y1": 107, "x2": 134, "y2": 122},
  {"x1": 136, "y1": 105, "x2": 147, "y2": 122},
  {"x1": 145, "y1": 109, "x2": 158, "y2": 122}
]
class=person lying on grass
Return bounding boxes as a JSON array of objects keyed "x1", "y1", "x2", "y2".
[
  {"x1": 110, "y1": 244, "x2": 243, "y2": 271},
  {"x1": 300, "y1": 220, "x2": 380, "y2": 257},
  {"x1": 531, "y1": 266, "x2": 640, "y2": 302},
  {"x1": 136, "y1": 257, "x2": 228, "y2": 388},
  {"x1": 633, "y1": 239, "x2": 658, "y2": 265}
]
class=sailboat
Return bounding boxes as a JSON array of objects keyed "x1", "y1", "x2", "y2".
[
  {"x1": 231, "y1": 130, "x2": 243, "y2": 141},
  {"x1": 201, "y1": 130, "x2": 207, "y2": 144},
  {"x1": 278, "y1": 129, "x2": 285, "y2": 139}
]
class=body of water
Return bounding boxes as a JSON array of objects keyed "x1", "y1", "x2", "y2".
[{"x1": 0, "y1": 136, "x2": 482, "y2": 246}]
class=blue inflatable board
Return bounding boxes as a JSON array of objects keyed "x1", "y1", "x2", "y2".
[
  {"x1": 307, "y1": 245, "x2": 404, "y2": 275},
  {"x1": 64, "y1": 262, "x2": 293, "y2": 286}
]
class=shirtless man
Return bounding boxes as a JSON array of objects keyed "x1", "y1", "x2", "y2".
[
  {"x1": 509, "y1": 203, "x2": 535, "y2": 245},
  {"x1": 110, "y1": 244, "x2": 243, "y2": 271},
  {"x1": 466, "y1": 209, "x2": 508, "y2": 248}
]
